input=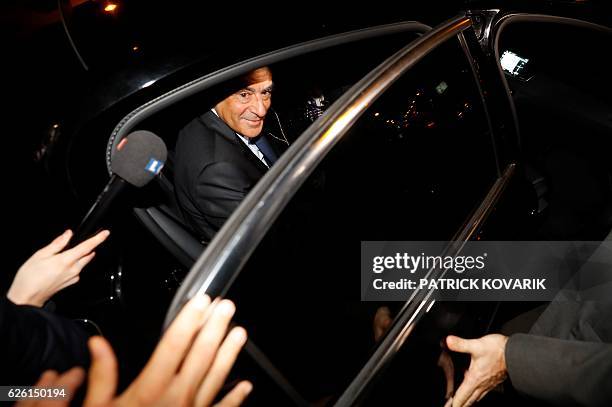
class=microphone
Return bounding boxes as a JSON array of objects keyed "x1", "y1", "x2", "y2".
[{"x1": 69, "y1": 130, "x2": 167, "y2": 247}]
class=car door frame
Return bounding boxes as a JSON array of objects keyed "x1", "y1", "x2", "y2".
[
  {"x1": 161, "y1": 14, "x2": 522, "y2": 405},
  {"x1": 471, "y1": 9, "x2": 612, "y2": 148},
  {"x1": 105, "y1": 21, "x2": 432, "y2": 169},
  {"x1": 342, "y1": 13, "x2": 612, "y2": 405}
]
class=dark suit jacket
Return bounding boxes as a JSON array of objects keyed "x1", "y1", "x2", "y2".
[
  {"x1": 173, "y1": 111, "x2": 287, "y2": 241},
  {"x1": 0, "y1": 297, "x2": 91, "y2": 385},
  {"x1": 507, "y1": 334, "x2": 612, "y2": 406},
  {"x1": 505, "y1": 240, "x2": 612, "y2": 406}
]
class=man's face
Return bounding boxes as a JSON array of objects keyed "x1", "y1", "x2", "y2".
[{"x1": 215, "y1": 68, "x2": 273, "y2": 138}]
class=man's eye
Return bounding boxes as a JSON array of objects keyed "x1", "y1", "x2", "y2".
[{"x1": 239, "y1": 92, "x2": 249, "y2": 98}]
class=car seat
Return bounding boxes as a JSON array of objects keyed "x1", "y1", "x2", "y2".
[{"x1": 133, "y1": 153, "x2": 206, "y2": 269}]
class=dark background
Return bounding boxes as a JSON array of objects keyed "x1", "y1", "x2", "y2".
[
  {"x1": 1, "y1": 0, "x2": 611, "y2": 398},
  {"x1": 2, "y1": 0, "x2": 611, "y2": 284}
]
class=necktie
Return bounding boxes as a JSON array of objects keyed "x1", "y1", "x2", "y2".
[{"x1": 252, "y1": 135, "x2": 278, "y2": 166}]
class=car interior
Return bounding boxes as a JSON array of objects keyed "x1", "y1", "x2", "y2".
[
  {"x1": 53, "y1": 28, "x2": 431, "y2": 396},
  {"x1": 112, "y1": 31, "x2": 504, "y2": 405},
  {"x1": 61, "y1": 17, "x2": 612, "y2": 406},
  {"x1": 190, "y1": 36, "x2": 508, "y2": 405},
  {"x1": 499, "y1": 21, "x2": 612, "y2": 241},
  {"x1": 116, "y1": 24, "x2": 611, "y2": 404},
  {"x1": 128, "y1": 30, "x2": 423, "y2": 269}
]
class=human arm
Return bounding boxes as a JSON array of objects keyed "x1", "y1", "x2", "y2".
[
  {"x1": 446, "y1": 333, "x2": 612, "y2": 406},
  {"x1": 444, "y1": 334, "x2": 508, "y2": 407},
  {"x1": 193, "y1": 162, "x2": 256, "y2": 231},
  {"x1": 16, "y1": 295, "x2": 251, "y2": 407},
  {"x1": 89, "y1": 295, "x2": 251, "y2": 406},
  {"x1": 0, "y1": 297, "x2": 91, "y2": 385},
  {"x1": 14, "y1": 367, "x2": 85, "y2": 407},
  {"x1": 505, "y1": 333, "x2": 612, "y2": 407},
  {"x1": 7, "y1": 229, "x2": 110, "y2": 307}
]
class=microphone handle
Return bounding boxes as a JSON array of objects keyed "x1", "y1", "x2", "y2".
[{"x1": 68, "y1": 175, "x2": 128, "y2": 248}]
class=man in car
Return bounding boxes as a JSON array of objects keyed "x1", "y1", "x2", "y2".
[{"x1": 173, "y1": 66, "x2": 289, "y2": 242}]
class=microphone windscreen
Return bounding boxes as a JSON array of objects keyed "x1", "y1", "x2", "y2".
[{"x1": 111, "y1": 130, "x2": 167, "y2": 187}]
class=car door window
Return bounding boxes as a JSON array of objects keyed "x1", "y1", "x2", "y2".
[
  {"x1": 498, "y1": 21, "x2": 612, "y2": 240},
  {"x1": 223, "y1": 34, "x2": 498, "y2": 405}
]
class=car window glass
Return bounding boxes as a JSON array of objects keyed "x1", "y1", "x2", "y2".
[
  {"x1": 499, "y1": 23, "x2": 612, "y2": 241},
  {"x1": 499, "y1": 23, "x2": 612, "y2": 101},
  {"x1": 106, "y1": 30, "x2": 421, "y2": 241},
  {"x1": 65, "y1": 30, "x2": 421, "y2": 219},
  {"x1": 224, "y1": 36, "x2": 498, "y2": 404},
  {"x1": 142, "y1": 30, "x2": 423, "y2": 150}
]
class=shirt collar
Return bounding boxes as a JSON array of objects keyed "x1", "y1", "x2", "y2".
[{"x1": 211, "y1": 108, "x2": 261, "y2": 145}]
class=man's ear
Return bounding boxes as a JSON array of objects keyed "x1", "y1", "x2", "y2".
[{"x1": 213, "y1": 101, "x2": 226, "y2": 120}]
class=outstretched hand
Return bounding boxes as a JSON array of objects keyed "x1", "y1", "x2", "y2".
[
  {"x1": 18, "y1": 295, "x2": 251, "y2": 407},
  {"x1": 444, "y1": 334, "x2": 508, "y2": 407},
  {"x1": 87, "y1": 296, "x2": 251, "y2": 406},
  {"x1": 7, "y1": 229, "x2": 110, "y2": 307}
]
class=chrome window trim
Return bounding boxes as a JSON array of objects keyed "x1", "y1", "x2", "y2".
[
  {"x1": 337, "y1": 16, "x2": 612, "y2": 405},
  {"x1": 457, "y1": 30, "x2": 501, "y2": 177},
  {"x1": 105, "y1": 21, "x2": 431, "y2": 172},
  {"x1": 466, "y1": 9, "x2": 501, "y2": 51},
  {"x1": 164, "y1": 14, "x2": 471, "y2": 326}
]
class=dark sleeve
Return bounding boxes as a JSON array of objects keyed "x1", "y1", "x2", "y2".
[
  {"x1": 506, "y1": 333, "x2": 612, "y2": 406},
  {"x1": 0, "y1": 297, "x2": 91, "y2": 385},
  {"x1": 192, "y1": 161, "x2": 253, "y2": 231}
]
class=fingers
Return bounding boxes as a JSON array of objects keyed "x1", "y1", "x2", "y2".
[
  {"x1": 37, "y1": 230, "x2": 73, "y2": 257},
  {"x1": 444, "y1": 367, "x2": 455, "y2": 400},
  {"x1": 177, "y1": 299, "x2": 236, "y2": 393},
  {"x1": 77, "y1": 252, "x2": 96, "y2": 267},
  {"x1": 446, "y1": 336, "x2": 476, "y2": 355},
  {"x1": 15, "y1": 368, "x2": 83, "y2": 407},
  {"x1": 213, "y1": 381, "x2": 253, "y2": 407},
  {"x1": 477, "y1": 390, "x2": 488, "y2": 402},
  {"x1": 15, "y1": 371, "x2": 60, "y2": 407},
  {"x1": 64, "y1": 230, "x2": 110, "y2": 262},
  {"x1": 36, "y1": 370, "x2": 60, "y2": 386},
  {"x1": 446, "y1": 334, "x2": 509, "y2": 406},
  {"x1": 373, "y1": 306, "x2": 392, "y2": 342},
  {"x1": 139, "y1": 294, "x2": 212, "y2": 387},
  {"x1": 84, "y1": 336, "x2": 118, "y2": 407},
  {"x1": 437, "y1": 351, "x2": 455, "y2": 400},
  {"x1": 53, "y1": 367, "x2": 86, "y2": 403},
  {"x1": 452, "y1": 377, "x2": 476, "y2": 407},
  {"x1": 58, "y1": 252, "x2": 95, "y2": 291},
  {"x1": 468, "y1": 388, "x2": 486, "y2": 405},
  {"x1": 69, "y1": 252, "x2": 96, "y2": 276},
  {"x1": 457, "y1": 387, "x2": 485, "y2": 407},
  {"x1": 194, "y1": 326, "x2": 248, "y2": 406}
]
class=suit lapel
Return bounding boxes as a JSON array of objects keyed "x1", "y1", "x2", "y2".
[
  {"x1": 238, "y1": 139, "x2": 270, "y2": 173},
  {"x1": 200, "y1": 111, "x2": 237, "y2": 143},
  {"x1": 200, "y1": 111, "x2": 269, "y2": 173}
]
